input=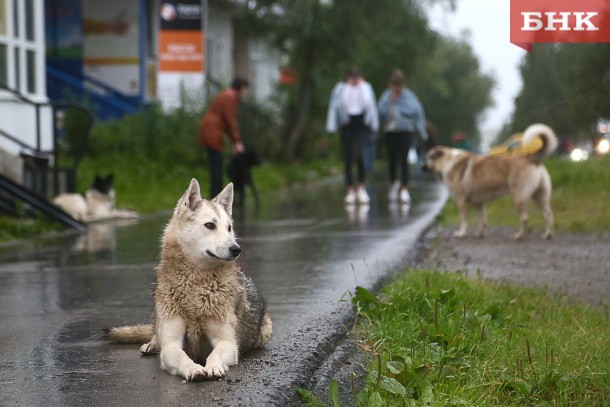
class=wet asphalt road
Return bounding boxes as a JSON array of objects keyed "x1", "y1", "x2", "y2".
[{"x1": 0, "y1": 173, "x2": 447, "y2": 406}]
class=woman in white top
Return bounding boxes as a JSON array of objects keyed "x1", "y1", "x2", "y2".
[{"x1": 326, "y1": 67, "x2": 379, "y2": 205}]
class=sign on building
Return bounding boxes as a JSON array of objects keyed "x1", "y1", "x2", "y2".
[{"x1": 157, "y1": 0, "x2": 205, "y2": 110}]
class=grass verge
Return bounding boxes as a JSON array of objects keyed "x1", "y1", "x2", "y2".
[
  {"x1": 0, "y1": 151, "x2": 340, "y2": 242},
  {"x1": 76, "y1": 154, "x2": 342, "y2": 214},
  {"x1": 0, "y1": 216, "x2": 62, "y2": 242},
  {"x1": 301, "y1": 270, "x2": 610, "y2": 406}
]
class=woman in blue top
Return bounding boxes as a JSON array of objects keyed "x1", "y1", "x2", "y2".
[{"x1": 377, "y1": 68, "x2": 428, "y2": 204}]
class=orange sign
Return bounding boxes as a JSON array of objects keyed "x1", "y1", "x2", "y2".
[{"x1": 159, "y1": 30, "x2": 204, "y2": 72}]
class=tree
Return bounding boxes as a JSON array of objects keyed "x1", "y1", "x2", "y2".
[
  {"x1": 239, "y1": 0, "x2": 368, "y2": 159},
  {"x1": 239, "y1": 0, "x2": 493, "y2": 158},
  {"x1": 512, "y1": 43, "x2": 610, "y2": 140},
  {"x1": 413, "y1": 34, "x2": 494, "y2": 145}
]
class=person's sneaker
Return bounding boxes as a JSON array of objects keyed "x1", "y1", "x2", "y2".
[
  {"x1": 388, "y1": 181, "x2": 400, "y2": 201},
  {"x1": 399, "y1": 188, "x2": 411, "y2": 204},
  {"x1": 356, "y1": 186, "x2": 370, "y2": 204},
  {"x1": 344, "y1": 190, "x2": 356, "y2": 205}
]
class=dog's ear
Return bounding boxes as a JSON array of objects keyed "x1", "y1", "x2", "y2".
[
  {"x1": 428, "y1": 148, "x2": 444, "y2": 160},
  {"x1": 212, "y1": 183, "x2": 234, "y2": 217},
  {"x1": 182, "y1": 178, "x2": 203, "y2": 211}
]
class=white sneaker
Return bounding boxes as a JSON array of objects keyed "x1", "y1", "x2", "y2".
[
  {"x1": 344, "y1": 190, "x2": 356, "y2": 205},
  {"x1": 356, "y1": 186, "x2": 370, "y2": 204},
  {"x1": 399, "y1": 188, "x2": 411, "y2": 204},
  {"x1": 388, "y1": 181, "x2": 400, "y2": 201}
]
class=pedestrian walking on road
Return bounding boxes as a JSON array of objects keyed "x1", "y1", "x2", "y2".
[
  {"x1": 326, "y1": 67, "x2": 379, "y2": 205},
  {"x1": 377, "y1": 68, "x2": 428, "y2": 204},
  {"x1": 199, "y1": 77, "x2": 249, "y2": 198}
]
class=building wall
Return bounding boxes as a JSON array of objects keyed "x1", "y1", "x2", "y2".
[
  {"x1": 82, "y1": 0, "x2": 142, "y2": 96},
  {"x1": 0, "y1": 103, "x2": 54, "y2": 155},
  {"x1": 249, "y1": 36, "x2": 280, "y2": 102},
  {"x1": 0, "y1": 0, "x2": 281, "y2": 169},
  {"x1": 206, "y1": 5, "x2": 280, "y2": 102},
  {"x1": 205, "y1": 3, "x2": 233, "y2": 84}
]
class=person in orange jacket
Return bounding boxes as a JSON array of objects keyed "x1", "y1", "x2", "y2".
[{"x1": 199, "y1": 77, "x2": 249, "y2": 197}]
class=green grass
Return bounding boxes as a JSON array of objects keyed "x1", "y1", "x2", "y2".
[
  {"x1": 437, "y1": 156, "x2": 610, "y2": 232},
  {"x1": 0, "y1": 215, "x2": 62, "y2": 242},
  {"x1": 76, "y1": 154, "x2": 341, "y2": 214},
  {"x1": 301, "y1": 271, "x2": 610, "y2": 406}
]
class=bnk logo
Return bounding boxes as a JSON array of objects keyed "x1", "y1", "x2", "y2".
[
  {"x1": 522, "y1": 12, "x2": 599, "y2": 31},
  {"x1": 510, "y1": 0, "x2": 610, "y2": 51}
]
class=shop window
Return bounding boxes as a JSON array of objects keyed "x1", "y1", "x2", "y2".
[
  {"x1": 0, "y1": 44, "x2": 6, "y2": 84},
  {"x1": 11, "y1": 0, "x2": 17, "y2": 38},
  {"x1": 26, "y1": 48, "x2": 34, "y2": 92},
  {"x1": 13, "y1": 47, "x2": 18, "y2": 88},
  {"x1": 24, "y1": 0, "x2": 33, "y2": 41},
  {"x1": 1, "y1": 0, "x2": 43, "y2": 96}
]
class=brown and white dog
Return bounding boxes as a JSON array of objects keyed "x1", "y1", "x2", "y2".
[{"x1": 424, "y1": 123, "x2": 558, "y2": 240}]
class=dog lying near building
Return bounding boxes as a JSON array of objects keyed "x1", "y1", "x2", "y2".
[{"x1": 52, "y1": 174, "x2": 138, "y2": 222}]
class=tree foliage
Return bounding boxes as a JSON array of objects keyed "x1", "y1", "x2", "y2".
[
  {"x1": 413, "y1": 35, "x2": 494, "y2": 145},
  {"x1": 512, "y1": 43, "x2": 610, "y2": 141},
  {"x1": 238, "y1": 0, "x2": 494, "y2": 158}
]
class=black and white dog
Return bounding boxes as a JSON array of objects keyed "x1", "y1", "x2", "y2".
[{"x1": 53, "y1": 174, "x2": 138, "y2": 221}]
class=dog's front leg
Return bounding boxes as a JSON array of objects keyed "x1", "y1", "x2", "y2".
[
  {"x1": 454, "y1": 199, "x2": 469, "y2": 238},
  {"x1": 204, "y1": 319, "x2": 239, "y2": 379},
  {"x1": 158, "y1": 316, "x2": 205, "y2": 381}
]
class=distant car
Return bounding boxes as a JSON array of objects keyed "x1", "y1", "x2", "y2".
[{"x1": 489, "y1": 132, "x2": 544, "y2": 157}]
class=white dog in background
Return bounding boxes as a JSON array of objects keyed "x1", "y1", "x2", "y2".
[{"x1": 53, "y1": 174, "x2": 138, "y2": 222}]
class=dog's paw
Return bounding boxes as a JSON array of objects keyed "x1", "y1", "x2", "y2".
[
  {"x1": 453, "y1": 230, "x2": 467, "y2": 238},
  {"x1": 140, "y1": 342, "x2": 159, "y2": 355},
  {"x1": 475, "y1": 230, "x2": 485, "y2": 238},
  {"x1": 513, "y1": 231, "x2": 524, "y2": 241},
  {"x1": 183, "y1": 363, "x2": 207, "y2": 382},
  {"x1": 203, "y1": 362, "x2": 227, "y2": 380}
]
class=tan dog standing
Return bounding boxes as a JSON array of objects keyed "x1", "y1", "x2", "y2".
[
  {"x1": 107, "y1": 179, "x2": 272, "y2": 381},
  {"x1": 424, "y1": 123, "x2": 558, "y2": 240}
]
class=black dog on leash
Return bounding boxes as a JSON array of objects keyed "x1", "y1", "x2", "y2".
[{"x1": 228, "y1": 151, "x2": 261, "y2": 207}]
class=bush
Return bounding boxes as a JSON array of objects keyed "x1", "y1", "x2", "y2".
[{"x1": 88, "y1": 102, "x2": 202, "y2": 165}]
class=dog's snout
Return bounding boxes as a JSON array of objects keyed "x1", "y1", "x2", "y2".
[{"x1": 229, "y1": 244, "x2": 241, "y2": 258}]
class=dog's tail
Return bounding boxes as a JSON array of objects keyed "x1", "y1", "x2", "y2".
[
  {"x1": 104, "y1": 324, "x2": 154, "y2": 344},
  {"x1": 523, "y1": 123, "x2": 558, "y2": 164}
]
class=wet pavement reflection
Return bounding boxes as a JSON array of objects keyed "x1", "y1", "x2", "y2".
[{"x1": 0, "y1": 173, "x2": 447, "y2": 406}]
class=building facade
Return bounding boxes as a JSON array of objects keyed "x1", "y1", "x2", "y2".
[{"x1": 0, "y1": 0, "x2": 280, "y2": 192}]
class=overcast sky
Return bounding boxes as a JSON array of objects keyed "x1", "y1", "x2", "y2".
[{"x1": 428, "y1": 0, "x2": 526, "y2": 138}]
